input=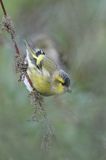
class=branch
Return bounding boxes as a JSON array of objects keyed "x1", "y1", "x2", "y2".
[
  {"x1": 0, "y1": 0, "x2": 54, "y2": 150},
  {"x1": 0, "y1": 0, "x2": 45, "y2": 120},
  {"x1": 0, "y1": 0, "x2": 7, "y2": 16},
  {"x1": 0, "y1": 0, "x2": 34, "y2": 88}
]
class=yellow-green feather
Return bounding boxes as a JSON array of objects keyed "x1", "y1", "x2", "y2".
[
  {"x1": 42, "y1": 56, "x2": 57, "y2": 75},
  {"x1": 27, "y1": 67, "x2": 65, "y2": 96},
  {"x1": 27, "y1": 67, "x2": 53, "y2": 96}
]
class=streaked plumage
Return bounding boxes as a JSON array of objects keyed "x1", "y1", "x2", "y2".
[{"x1": 24, "y1": 41, "x2": 71, "y2": 96}]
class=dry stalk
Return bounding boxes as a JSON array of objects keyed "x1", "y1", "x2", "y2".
[
  {"x1": 0, "y1": 0, "x2": 55, "y2": 150},
  {"x1": 0, "y1": 0, "x2": 44, "y2": 119}
]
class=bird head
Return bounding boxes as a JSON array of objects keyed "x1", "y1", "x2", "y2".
[{"x1": 52, "y1": 70, "x2": 71, "y2": 94}]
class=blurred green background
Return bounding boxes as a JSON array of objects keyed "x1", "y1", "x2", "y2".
[{"x1": 0, "y1": 0, "x2": 106, "y2": 160}]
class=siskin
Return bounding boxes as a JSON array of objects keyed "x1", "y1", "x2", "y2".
[{"x1": 23, "y1": 41, "x2": 71, "y2": 96}]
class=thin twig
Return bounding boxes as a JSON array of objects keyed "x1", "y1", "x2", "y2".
[
  {"x1": 0, "y1": 0, "x2": 34, "y2": 88},
  {"x1": 0, "y1": 0, "x2": 7, "y2": 16},
  {"x1": 0, "y1": 0, "x2": 45, "y2": 119},
  {"x1": 0, "y1": 0, "x2": 54, "y2": 150}
]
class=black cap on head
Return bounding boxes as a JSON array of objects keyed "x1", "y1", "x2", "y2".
[
  {"x1": 63, "y1": 76, "x2": 70, "y2": 87},
  {"x1": 59, "y1": 70, "x2": 70, "y2": 87}
]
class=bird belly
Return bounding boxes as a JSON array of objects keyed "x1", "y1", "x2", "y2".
[{"x1": 27, "y1": 68, "x2": 54, "y2": 96}]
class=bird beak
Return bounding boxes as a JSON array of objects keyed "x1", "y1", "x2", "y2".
[{"x1": 67, "y1": 86, "x2": 72, "y2": 93}]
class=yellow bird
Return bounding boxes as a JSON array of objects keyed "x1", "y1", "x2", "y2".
[{"x1": 24, "y1": 41, "x2": 71, "y2": 96}]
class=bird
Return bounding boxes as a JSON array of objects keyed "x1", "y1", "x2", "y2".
[{"x1": 23, "y1": 41, "x2": 71, "y2": 96}]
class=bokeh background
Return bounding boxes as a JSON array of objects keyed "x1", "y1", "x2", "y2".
[{"x1": 0, "y1": 0, "x2": 106, "y2": 160}]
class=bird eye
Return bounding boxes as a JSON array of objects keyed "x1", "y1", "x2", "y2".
[{"x1": 61, "y1": 82, "x2": 65, "y2": 86}]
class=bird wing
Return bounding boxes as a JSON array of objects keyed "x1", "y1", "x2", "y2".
[{"x1": 42, "y1": 56, "x2": 58, "y2": 75}]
